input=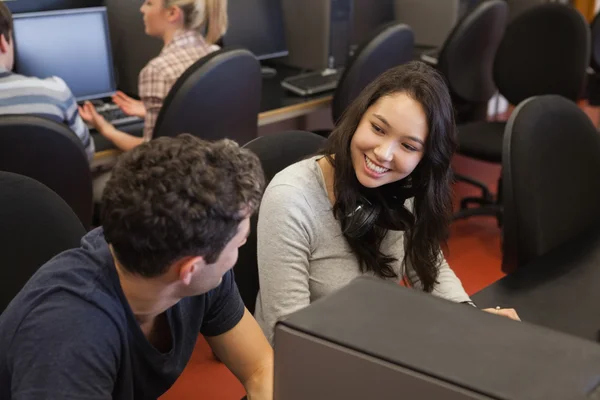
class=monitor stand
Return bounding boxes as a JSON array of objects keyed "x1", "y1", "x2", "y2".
[{"x1": 261, "y1": 66, "x2": 278, "y2": 78}]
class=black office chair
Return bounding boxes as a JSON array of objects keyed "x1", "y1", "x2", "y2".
[
  {"x1": 433, "y1": 0, "x2": 508, "y2": 124},
  {"x1": 236, "y1": 131, "x2": 326, "y2": 313},
  {"x1": 0, "y1": 115, "x2": 93, "y2": 228},
  {"x1": 501, "y1": 95, "x2": 600, "y2": 274},
  {"x1": 454, "y1": 3, "x2": 590, "y2": 223},
  {"x1": 0, "y1": 172, "x2": 86, "y2": 312},
  {"x1": 331, "y1": 23, "x2": 414, "y2": 127},
  {"x1": 153, "y1": 47, "x2": 262, "y2": 145}
]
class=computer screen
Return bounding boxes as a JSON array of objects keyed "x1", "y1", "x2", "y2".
[
  {"x1": 13, "y1": 7, "x2": 116, "y2": 101},
  {"x1": 223, "y1": 0, "x2": 288, "y2": 61},
  {"x1": 275, "y1": 277, "x2": 600, "y2": 400}
]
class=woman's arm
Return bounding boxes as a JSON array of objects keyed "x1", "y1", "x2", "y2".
[
  {"x1": 79, "y1": 102, "x2": 145, "y2": 152},
  {"x1": 256, "y1": 183, "x2": 316, "y2": 345},
  {"x1": 101, "y1": 125, "x2": 146, "y2": 151},
  {"x1": 430, "y1": 256, "x2": 471, "y2": 303}
]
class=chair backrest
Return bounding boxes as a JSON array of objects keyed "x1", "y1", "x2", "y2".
[
  {"x1": 590, "y1": 10, "x2": 600, "y2": 72},
  {"x1": 437, "y1": 0, "x2": 508, "y2": 104},
  {"x1": 493, "y1": 3, "x2": 590, "y2": 105},
  {"x1": 331, "y1": 23, "x2": 414, "y2": 124},
  {"x1": 0, "y1": 172, "x2": 86, "y2": 312},
  {"x1": 153, "y1": 47, "x2": 262, "y2": 145},
  {"x1": 0, "y1": 115, "x2": 93, "y2": 228},
  {"x1": 501, "y1": 95, "x2": 600, "y2": 273},
  {"x1": 236, "y1": 131, "x2": 326, "y2": 313}
]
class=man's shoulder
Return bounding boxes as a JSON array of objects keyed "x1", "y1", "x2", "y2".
[
  {"x1": 0, "y1": 73, "x2": 74, "y2": 103},
  {"x1": 0, "y1": 229, "x2": 126, "y2": 343},
  {"x1": 2, "y1": 72, "x2": 69, "y2": 91}
]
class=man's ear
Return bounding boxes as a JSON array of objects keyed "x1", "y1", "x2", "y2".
[
  {"x1": 178, "y1": 256, "x2": 205, "y2": 286},
  {"x1": 0, "y1": 34, "x2": 8, "y2": 54}
]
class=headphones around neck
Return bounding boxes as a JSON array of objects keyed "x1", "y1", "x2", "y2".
[{"x1": 342, "y1": 182, "x2": 416, "y2": 238}]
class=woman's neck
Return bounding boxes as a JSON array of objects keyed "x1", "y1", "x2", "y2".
[
  {"x1": 317, "y1": 156, "x2": 336, "y2": 206},
  {"x1": 162, "y1": 26, "x2": 184, "y2": 46}
]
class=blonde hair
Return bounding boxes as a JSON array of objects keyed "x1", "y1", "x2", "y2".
[{"x1": 164, "y1": 0, "x2": 228, "y2": 44}]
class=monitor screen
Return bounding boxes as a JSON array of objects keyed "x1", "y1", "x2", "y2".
[
  {"x1": 13, "y1": 7, "x2": 116, "y2": 101},
  {"x1": 223, "y1": 0, "x2": 288, "y2": 61}
]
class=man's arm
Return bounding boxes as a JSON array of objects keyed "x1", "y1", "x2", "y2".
[
  {"x1": 51, "y1": 77, "x2": 95, "y2": 160},
  {"x1": 206, "y1": 309, "x2": 274, "y2": 400}
]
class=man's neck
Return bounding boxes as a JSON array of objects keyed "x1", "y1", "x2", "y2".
[
  {"x1": 111, "y1": 252, "x2": 180, "y2": 325},
  {"x1": 0, "y1": 60, "x2": 10, "y2": 72}
]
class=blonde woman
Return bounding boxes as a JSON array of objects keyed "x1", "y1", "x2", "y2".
[{"x1": 80, "y1": 0, "x2": 227, "y2": 151}]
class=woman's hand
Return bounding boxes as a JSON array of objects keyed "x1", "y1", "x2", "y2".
[
  {"x1": 112, "y1": 91, "x2": 146, "y2": 118},
  {"x1": 79, "y1": 101, "x2": 113, "y2": 134},
  {"x1": 483, "y1": 307, "x2": 521, "y2": 321}
]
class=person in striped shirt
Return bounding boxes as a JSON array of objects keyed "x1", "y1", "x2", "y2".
[{"x1": 0, "y1": 3, "x2": 94, "y2": 160}]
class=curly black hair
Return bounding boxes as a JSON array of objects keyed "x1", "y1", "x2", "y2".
[{"x1": 102, "y1": 134, "x2": 265, "y2": 277}]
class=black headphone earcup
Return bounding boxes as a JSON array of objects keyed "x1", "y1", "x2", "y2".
[{"x1": 342, "y1": 203, "x2": 380, "y2": 238}]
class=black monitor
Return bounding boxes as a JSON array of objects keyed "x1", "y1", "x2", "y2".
[
  {"x1": 12, "y1": 7, "x2": 116, "y2": 101},
  {"x1": 274, "y1": 277, "x2": 600, "y2": 400},
  {"x1": 5, "y1": 0, "x2": 102, "y2": 14},
  {"x1": 223, "y1": 0, "x2": 288, "y2": 61}
]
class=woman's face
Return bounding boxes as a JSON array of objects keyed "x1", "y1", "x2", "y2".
[
  {"x1": 350, "y1": 92, "x2": 428, "y2": 189},
  {"x1": 140, "y1": 0, "x2": 172, "y2": 38}
]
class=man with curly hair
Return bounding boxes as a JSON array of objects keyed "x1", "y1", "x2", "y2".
[{"x1": 0, "y1": 134, "x2": 273, "y2": 399}]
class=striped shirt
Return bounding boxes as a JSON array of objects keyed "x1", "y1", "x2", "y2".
[
  {"x1": 0, "y1": 67, "x2": 95, "y2": 160},
  {"x1": 138, "y1": 29, "x2": 218, "y2": 140}
]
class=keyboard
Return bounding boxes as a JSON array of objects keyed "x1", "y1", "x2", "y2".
[
  {"x1": 281, "y1": 68, "x2": 343, "y2": 96},
  {"x1": 95, "y1": 103, "x2": 141, "y2": 127}
]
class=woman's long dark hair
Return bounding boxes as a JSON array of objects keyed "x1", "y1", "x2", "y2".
[{"x1": 321, "y1": 61, "x2": 456, "y2": 292}]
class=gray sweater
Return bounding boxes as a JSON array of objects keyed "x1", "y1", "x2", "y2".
[{"x1": 254, "y1": 156, "x2": 470, "y2": 344}]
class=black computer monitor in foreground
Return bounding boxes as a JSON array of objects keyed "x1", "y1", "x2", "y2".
[
  {"x1": 223, "y1": 0, "x2": 288, "y2": 61},
  {"x1": 274, "y1": 277, "x2": 600, "y2": 400},
  {"x1": 13, "y1": 7, "x2": 116, "y2": 101}
]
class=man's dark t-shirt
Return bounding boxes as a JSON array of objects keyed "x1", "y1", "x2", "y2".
[{"x1": 0, "y1": 228, "x2": 245, "y2": 399}]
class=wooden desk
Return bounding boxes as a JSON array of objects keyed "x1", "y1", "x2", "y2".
[
  {"x1": 93, "y1": 64, "x2": 333, "y2": 163},
  {"x1": 472, "y1": 227, "x2": 600, "y2": 343}
]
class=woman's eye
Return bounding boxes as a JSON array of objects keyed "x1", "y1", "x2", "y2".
[
  {"x1": 371, "y1": 123, "x2": 383, "y2": 134},
  {"x1": 403, "y1": 144, "x2": 417, "y2": 152}
]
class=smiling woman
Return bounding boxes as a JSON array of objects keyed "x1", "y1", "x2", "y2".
[{"x1": 254, "y1": 62, "x2": 485, "y2": 345}]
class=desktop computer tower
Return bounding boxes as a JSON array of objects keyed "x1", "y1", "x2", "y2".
[
  {"x1": 394, "y1": 0, "x2": 476, "y2": 48},
  {"x1": 281, "y1": 0, "x2": 354, "y2": 71},
  {"x1": 351, "y1": 0, "x2": 395, "y2": 50}
]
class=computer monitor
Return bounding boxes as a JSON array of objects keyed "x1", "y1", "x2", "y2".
[
  {"x1": 5, "y1": 0, "x2": 102, "y2": 14},
  {"x1": 223, "y1": 0, "x2": 288, "y2": 61},
  {"x1": 12, "y1": 7, "x2": 116, "y2": 102},
  {"x1": 274, "y1": 277, "x2": 600, "y2": 400}
]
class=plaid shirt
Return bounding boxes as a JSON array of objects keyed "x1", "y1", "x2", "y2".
[{"x1": 138, "y1": 30, "x2": 218, "y2": 140}]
